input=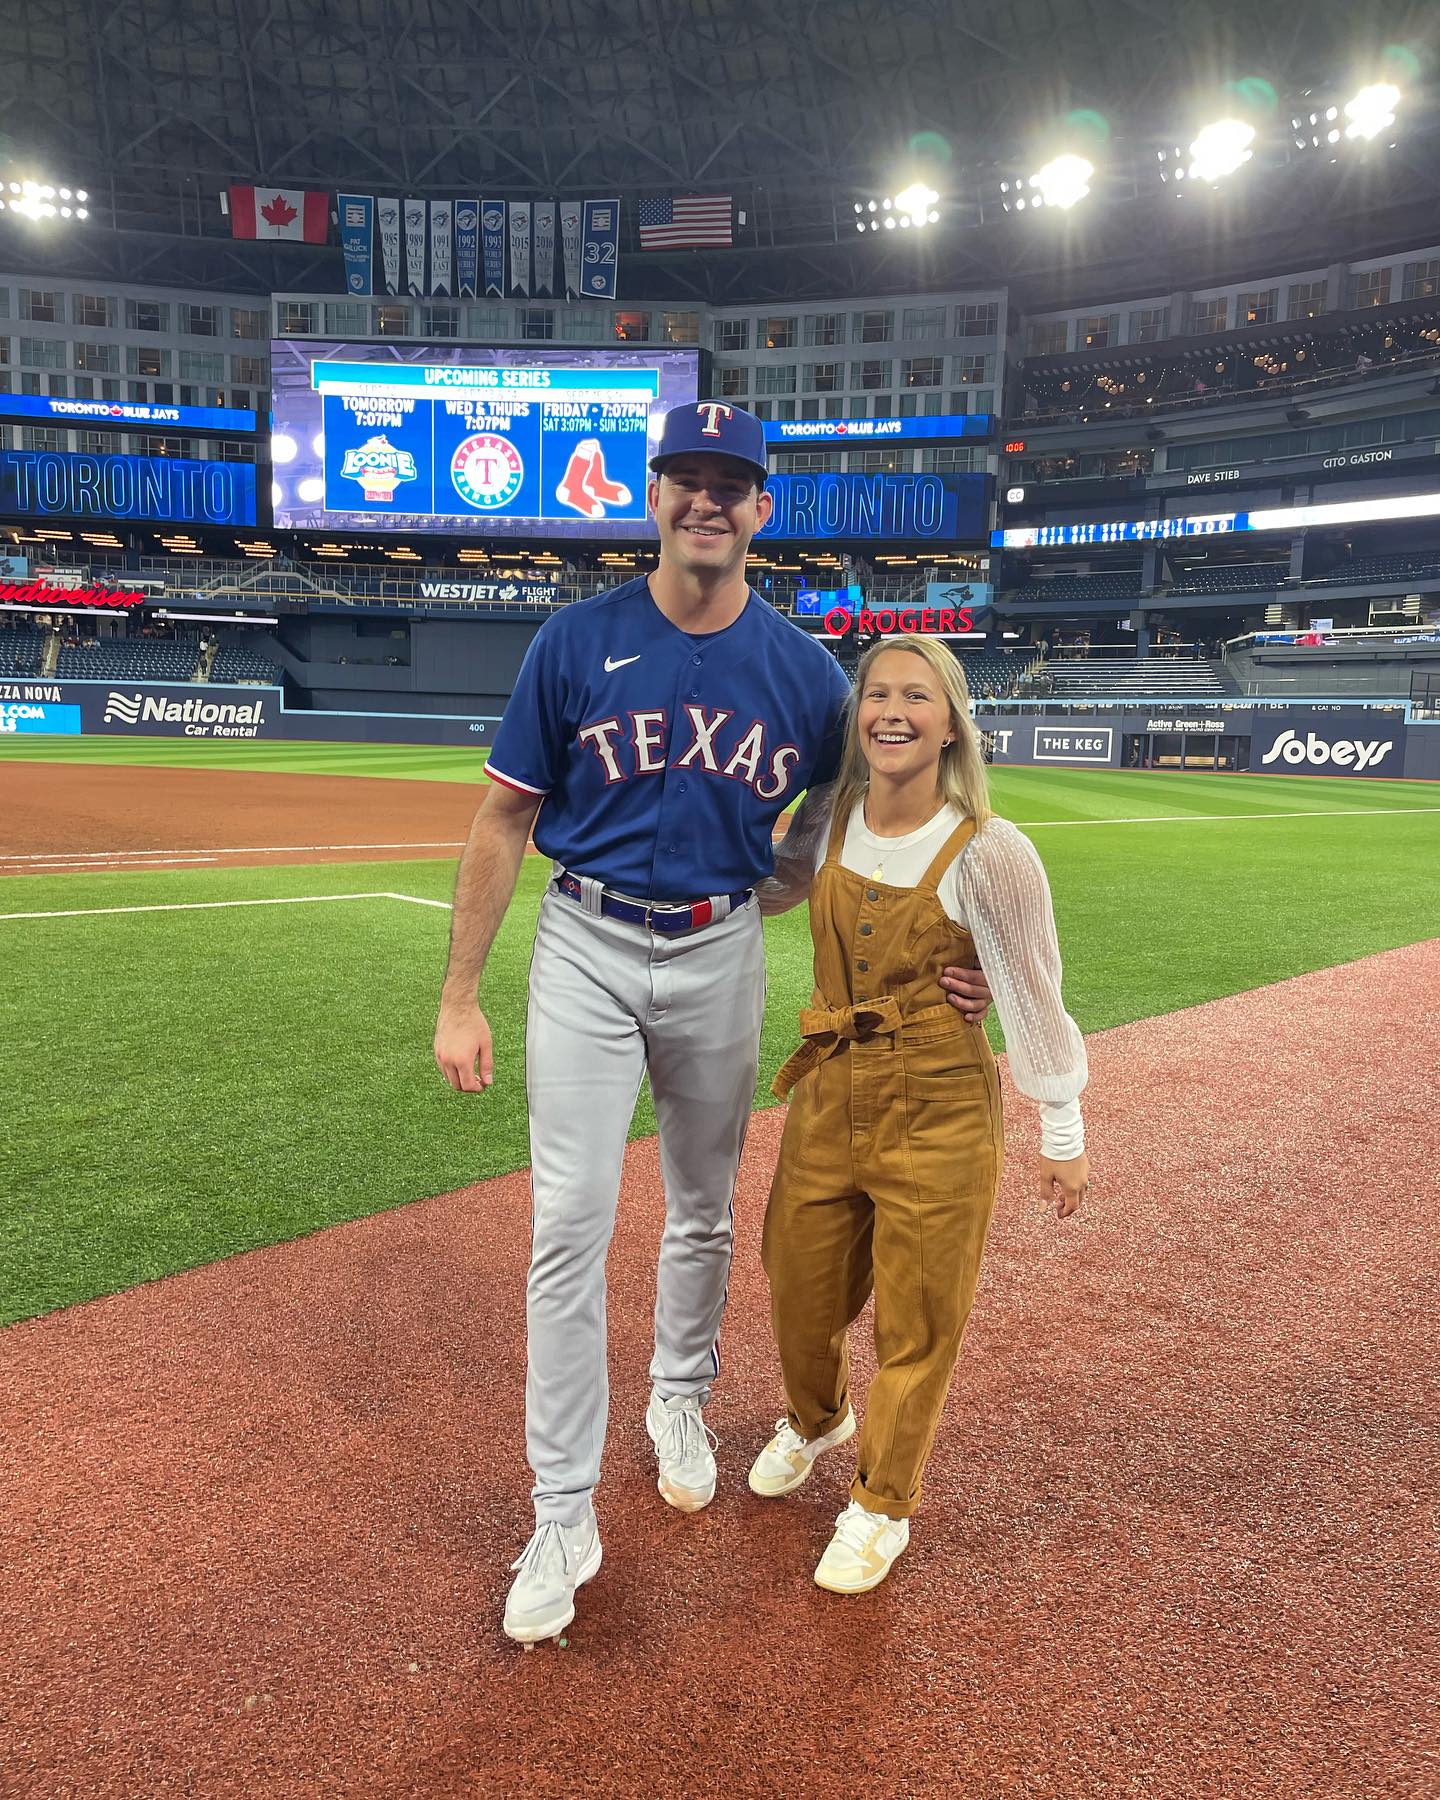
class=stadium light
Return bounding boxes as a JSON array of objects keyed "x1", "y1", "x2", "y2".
[
  {"x1": 0, "y1": 176, "x2": 92, "y2": 222},
  {"x1": 1029, "y1": 154, "x2": 1094, "y2": 209},
  {"x1": 853, "y1": 185, "x2": 940, "y2": 233},
  {"x1": 1344, "y1": 82, "x2": 1401, "y2": 139},
  {"x1": 1187, "y1": 118, "x2": 1255, "y2": 183}
]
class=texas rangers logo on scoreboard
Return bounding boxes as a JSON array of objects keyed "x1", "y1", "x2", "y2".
[{"x1": 451, "y1": 432, "x2": 525, "y2": 509}]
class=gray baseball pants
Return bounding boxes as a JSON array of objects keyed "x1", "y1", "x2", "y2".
[{"x1": 523, "y1": 879, "x2": 766, "y2": 1526}]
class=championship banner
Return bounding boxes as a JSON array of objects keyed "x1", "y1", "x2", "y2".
[
  {"x1": 481, "y1": 199, "x2": 506, "y2": 296},
  {"x1": 403, "y1": 197, "x2": 427, "y2": 296},
  {"x1": 338, "y1": 194, "x2": 374, "y2": 296},
  {"x1": 508, "y1": 201, "x2": 532, "y2": 296},
  {"x1": 376, "y1": 197, "x2": 401, "y2": 294},
  {"x1": 580, "y1": 198, "x2": 620, "y2": 299},
  {"x1": 533, "y1": 201, "x2": 556, "y2": 296},
  {"x1": 455, "y1": 198, "x2": 479, "y2": 297},
  {"x1": 429, "y1": 200, "x2": 453, "y2": 295},
  {"x1": 560, "y1": 200, "x2": 583, "y2": 298}
]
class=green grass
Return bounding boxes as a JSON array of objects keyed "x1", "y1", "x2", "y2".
[
  {"x1": 0, "y1": 734, "x2": 493, "y2": 783},
  {"x1": 2, "y1": 759, "x2": 1437, "y2": 1325}
]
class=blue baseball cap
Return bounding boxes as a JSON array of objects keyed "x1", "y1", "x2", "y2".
[{"x1": 649, "y1": 401, "x2": 769, "y2": 483}]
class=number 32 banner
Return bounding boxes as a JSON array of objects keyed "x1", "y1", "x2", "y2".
[{"x1": 581, "y1": 199, "x2": 620, "y2": 298}]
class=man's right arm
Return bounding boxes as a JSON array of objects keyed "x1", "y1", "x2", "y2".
[{"x1": 433, "y1": 781, "x2": 541, "y2": 1093}]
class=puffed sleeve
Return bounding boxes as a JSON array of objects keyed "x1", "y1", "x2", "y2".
[
  {"x1": 957, "y1": 818, "x2": 1088, "y2": 1113},
  {"x1": 755, "y1": 783, "x2": 834, "y2": 916}
]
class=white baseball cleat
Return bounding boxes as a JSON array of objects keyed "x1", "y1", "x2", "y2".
[
  {"x1": 503, "y1": 1511, "x2": 602, "y2": 1644},
  {"x1": 645, "y1": 1390, "x2": 718, "y2": 1512},
  {"x1": 747, "y1": 1410, "x2": 857, "y2": 1498},
  {"x1": 813, "y1": 1500, "x2": 910, "y2": 1595}
]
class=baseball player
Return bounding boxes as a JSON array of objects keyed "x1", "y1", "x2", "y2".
[{"x1": 432, "y1": 401, "x2": 994, "y2": 1644}]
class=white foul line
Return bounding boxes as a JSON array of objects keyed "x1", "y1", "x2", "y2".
[
  {"x1": 0, "y1": 891, "x2": 451, "y2": 923},
  {"x1": 1023, "y1": 805, "x2": 1440, "y2": 828}
]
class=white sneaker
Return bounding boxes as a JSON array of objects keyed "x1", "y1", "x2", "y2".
[
  {"x1": 814, "y1": 1500, "x2": 910, "y2": 1594},
  {"x1": 747, "y1": 1411, "x2": 857, "y2": 1498},
  {"x1": 645, "y1": 1390, "x2": 718, "y2": 1513},
  {"x1": 502, "y1": 1511, "x2": 602, "y2": 1644}
]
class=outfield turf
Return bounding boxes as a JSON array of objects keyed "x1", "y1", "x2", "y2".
[{"x1": 3, "y1": 742, "x2": 1438, "y2": 1324}]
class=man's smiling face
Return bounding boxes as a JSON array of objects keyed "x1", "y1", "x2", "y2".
[{"x1": 648, "y1": 453, "x2": 773, "y2": 578}]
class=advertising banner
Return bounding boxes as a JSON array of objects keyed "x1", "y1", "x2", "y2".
[
  {"x1": 1251, "y1": 713, "x2": 1403, "y2": 776},
  {"x1": 338, "y1": 193, "x2": 374, "y2": 296},
  {"x1": 376, "y1": 197, "x2": 401, "y2": 294},
  {"x1": 559, "y1": 200, "x2": 583, "y2": 298},
  {"x1": 454, "y1": 199, "x2": 479, "y2": 297},
  {"x1": 758, "y1": 471, "x2": 988, "y2": 543},
  {"x1": 508, "y1": 201, "x2": 531, "y2": 295},
  {"x1": 403, "y1": 198, "x2": 427, "y2": 295},
  {"x1": 765, "y1": 414, "x2": 993, "y2": 446},
  {"x1": 0, "y1": 395, "x2": 257, "y2": 434},
  {"x1": 0, "y1": 678, "x2": 280, "y2": 738},
  {"x1": 580, "y1": 199, "x2": 620, "y2": 299},
  {"x1": 428, "y1": 200, "x2": 452, "y2": 294},
  {"x1": 481, "y1": 200, "x2": 506, "y2": 295},
  {"x1": 0, "y1": 450, "x2": 256, "y2": 526}
]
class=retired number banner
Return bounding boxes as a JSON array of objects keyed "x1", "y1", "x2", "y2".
[{"x1": 581, "y1": 198, "x2": 620, "y2": 299}]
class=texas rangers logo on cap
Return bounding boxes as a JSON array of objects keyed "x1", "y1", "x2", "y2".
[{"x1": 649, "y1": 400, "x2": 768, "y2": 479}]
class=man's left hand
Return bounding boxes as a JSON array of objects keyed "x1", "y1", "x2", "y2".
[{"x1": 941, "y1": 963, "x2": 993, "y2": 1024}]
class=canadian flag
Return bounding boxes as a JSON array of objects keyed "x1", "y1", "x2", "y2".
[{"x1": 227, "y1": 185, "x2": 330, "y2": 243}]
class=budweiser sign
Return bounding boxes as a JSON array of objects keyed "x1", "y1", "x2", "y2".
[{"x1": 0, "y1": 580, "x2": 146, "y2": 609}]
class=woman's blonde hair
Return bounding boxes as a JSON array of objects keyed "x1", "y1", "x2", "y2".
[{"x1": 828, "y1": 635, "x2": 992, "y2": 837}]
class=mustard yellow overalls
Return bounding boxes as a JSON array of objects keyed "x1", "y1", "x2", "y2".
[{"x1": 763, "y1": 809, "x2": 1005, "y2": 1520}]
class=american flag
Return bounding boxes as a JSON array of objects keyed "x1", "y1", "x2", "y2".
[{"x1": 637, "y1": 194, "x2": 733, "y2": 249}]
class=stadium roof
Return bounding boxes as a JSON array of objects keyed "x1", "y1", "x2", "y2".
[{"x1": 1, "y1": 0, "x2": 1438, "y2": 306}]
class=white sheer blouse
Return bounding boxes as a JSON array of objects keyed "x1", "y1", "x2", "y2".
[{"x1": 757, "y1": 786, "x2": 1087, "y2": 1159}]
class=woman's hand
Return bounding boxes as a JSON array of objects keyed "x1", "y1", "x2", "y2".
[{"x1": 1039, "y1": 1152, "x2": 1088, "y2": 1219}]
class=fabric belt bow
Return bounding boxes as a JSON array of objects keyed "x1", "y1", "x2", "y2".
[{"x1": 771, "y1": 996, "x2": 906, "y2": 1100}]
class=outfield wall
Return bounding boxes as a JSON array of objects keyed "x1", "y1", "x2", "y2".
[{"x1": 5, "y1": 676, "x2": 1438, "y2": 777}]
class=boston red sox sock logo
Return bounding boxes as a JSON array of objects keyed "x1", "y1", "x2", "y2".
[{"x1": 555, "y1": 439, "x2": 633, "y2": 519}]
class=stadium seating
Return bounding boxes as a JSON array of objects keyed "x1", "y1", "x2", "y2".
[
  {"x1": 54, "y1": 640, "x2": 201, "y2": 682},
  {"x1": 1302, "y1": 551, "x2": 1440, "y2": 588},
  {"x1": 211, "y1": 645, "x2": 283, "y2": 683},
  {"x1": 1029, "y1": 656, "x2": 1234, "y2": 699},
  {"x1": 956, "y1": 650, "x2": 1036, "y2": 699},
  {"x1": 0, "y1": 626, "x2": 47, "y2": 675},
  {"x1": 1004, "y1": 572, "x2": 1142, "y2": 603},
  {"x1": 1167, "y1": 563, "x2": 1288, "y2": 595}
]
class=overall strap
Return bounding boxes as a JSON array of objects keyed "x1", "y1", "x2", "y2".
[{"x1": 917, "y1": 814, "x2": 978, "y2": 892}]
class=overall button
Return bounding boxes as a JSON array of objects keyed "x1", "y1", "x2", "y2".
[
  {"x1": 859, "y1": 922, "x2": 872, "y2": 936},
  {"x1": 865, "y1": 888, "x2": 879, "y2": 902},
  {"x1": 856, "y1": 958, "x2": 869, "y2": 973}
]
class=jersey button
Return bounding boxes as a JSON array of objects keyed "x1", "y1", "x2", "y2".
[
  {"x1": 691, "y1": 654, "x2": 702, "y2": 665},
  {"x1": 677, "y1": 781, "x2": 688, "y2": 793},
  {"x1": 690, "y1": 688, "x2": 699, "y2": 697},
  {"x1": 666, "y1": 842, "x2": 678, "y2": 854}
]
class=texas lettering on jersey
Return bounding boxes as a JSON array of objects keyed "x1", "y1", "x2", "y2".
[{"x1": 577, "y1": 705, "x2": 799, "y2": 800}]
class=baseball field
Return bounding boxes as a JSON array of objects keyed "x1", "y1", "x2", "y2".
[
  {"x1": 5, "y1": 733, "x2": 1438, "y2": 1798},
  {"x1": 3, "y1": 733, "x2": 1437, "y2": 1327}
]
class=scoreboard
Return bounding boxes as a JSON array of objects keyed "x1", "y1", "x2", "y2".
[{"x1": 270, "y1": 340, "x2": 700, "y2": 539}]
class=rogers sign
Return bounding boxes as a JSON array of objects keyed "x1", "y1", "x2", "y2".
[{"x1": 0, "y1": 580, "x2": 146, "y2": 609}]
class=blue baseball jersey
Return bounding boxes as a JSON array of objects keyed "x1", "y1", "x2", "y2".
[{"x1": 486, "y1": 576, "x2": 852, "y2": 897}]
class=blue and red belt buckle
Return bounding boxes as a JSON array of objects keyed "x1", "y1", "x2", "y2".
[{"x1": 556, "y1": 873, "x2": 744, "y2": 933}]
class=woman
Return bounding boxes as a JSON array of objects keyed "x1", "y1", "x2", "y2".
[{"x1": 751, "y1": 635, "x2": 1088, "y2": 1593}]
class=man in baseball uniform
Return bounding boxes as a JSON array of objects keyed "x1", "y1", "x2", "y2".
[{"x1": 433, "y1": 401, "x2": 992, "y2": 1644}]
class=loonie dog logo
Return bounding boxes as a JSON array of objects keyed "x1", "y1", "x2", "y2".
[{"x1": 340, "y1": 435, "x2": 418, "y2": 505}]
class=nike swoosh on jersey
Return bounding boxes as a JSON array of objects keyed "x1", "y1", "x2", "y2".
[{"x1": 603, "y1": 654, "x2": 641, "y2": 672}]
